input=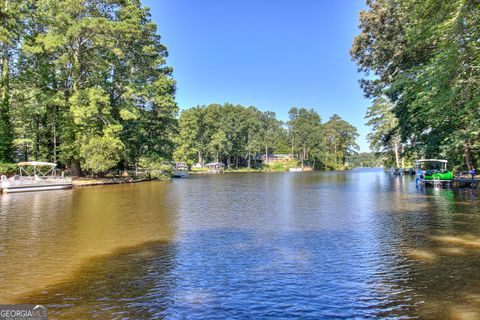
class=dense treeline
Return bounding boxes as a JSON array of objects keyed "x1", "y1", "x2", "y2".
[
  {"x1": 348, "y1": 152, "x2": 382, "y2": 168},
  {"x1": 0, "y1": 0, "x2": 177, "y2": 174},
  {"x1": 174, "y1": 103, "x2": 359, "y2": 170},
  {"x1": 352, "y1": 0, "x2": 480, "y2": 169}
]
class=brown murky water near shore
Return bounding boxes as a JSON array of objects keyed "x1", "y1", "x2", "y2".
[{"x1": 2, "y1": 169, "x2": 480, "y2": 319}]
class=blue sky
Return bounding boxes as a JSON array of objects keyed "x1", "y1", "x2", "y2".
[{"x1": 142, "y1": 0, "x2": 370, "y2": 151}]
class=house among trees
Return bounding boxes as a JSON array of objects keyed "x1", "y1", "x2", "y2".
[{"x1": 257, "y1": 154, "x2": 293, "y2": 164}]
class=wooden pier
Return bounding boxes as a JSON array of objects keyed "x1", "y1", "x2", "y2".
[{"x1": 454, "y1": 178, "x2": 480, "y2": 188}]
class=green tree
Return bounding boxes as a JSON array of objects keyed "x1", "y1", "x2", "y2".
[
  {"x1": 365, "y1": 97, "x2": 401, "y2": 167},
  {"x1": 80, "y1": 127, "x2": 124, "y2": 174},
  {"x1": 243, "y1": 107, "x2": 262, "y2": 168},
  {"x1": 0, "y1": 0, "x2": 26, "y2": 162},
  {"x1": 260, "y1": 111, "x2": 282, "y2": 164},
  {"x1": 288, "y1": 107, "x2": 323, "y2": 167},
  {"x1": 174, "y1": 107, "x2": 207, "y2": 164},
  {"x1": 208, "y1": 130, "x2": 230, "y2": 163},
  {"x1": 323, "y1": 114, "x2": 359, "y2": 167}
]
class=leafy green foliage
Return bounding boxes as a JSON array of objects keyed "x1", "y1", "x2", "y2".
[
  {"x1": 138, "y1": 154, "x2": 172, "y2": 180},
  {"x1": 323, "y1": 114, "x2": 359, "y2": 166},
  {"x1": 80, "y1": 134, "x2": 124, "y2": 174},
  {"x1": 3, "y1": 0, "x2": 177, "y2": 175},
  {"x1": 288, "y1": 107, "x2": 323, "y2": 167},
  {"x1": 365, "y1": 97, "x2": 402, "y2": 167},
  {"x1": 0, "y1": 0, "x2": 27, "y2": 162},
  {"x1": 0, "y1": 162, "x2": 16, "y2": 175},
  {"x1": 175, "y1": 104, "x2": 359, "y2": 170},
  {"x1": 352, "y1": 0, "x2": 480, "y2": 169},
  {"x1": 348, "y1": 152, "x2": 382, "y2": 168},
  {"x1": 175, "y1": 103, "x2": 288, "y2": 168}
]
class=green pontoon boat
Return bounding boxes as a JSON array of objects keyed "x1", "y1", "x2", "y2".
[{"x1": 415, "y1": 159, "x2": 453, "y2": 186}]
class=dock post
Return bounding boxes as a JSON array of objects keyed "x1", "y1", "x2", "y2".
[{"x1": 433, "y1": 177, "x2": 441, "y2": 188}]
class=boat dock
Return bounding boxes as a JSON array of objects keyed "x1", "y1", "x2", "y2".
[{"x1": 454, "y1": 178, "x2": 480, "y2": 188}]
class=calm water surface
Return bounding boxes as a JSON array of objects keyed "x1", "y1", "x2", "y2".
[{"x1": 2, "y1": 169, "x2": 480, "y2": 319}]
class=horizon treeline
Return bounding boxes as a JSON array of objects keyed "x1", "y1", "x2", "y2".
[
  {"x1": 0, "y1": 0, "x2": 177, "y2": 174},
  {"x1": 352, "y1": 0, "x2": 480, "y2": 170},
  {"x1": 174, "y1": 103, "x2": 359, "y2": 170}
]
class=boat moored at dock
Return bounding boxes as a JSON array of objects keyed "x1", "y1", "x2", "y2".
[
  {"x1": 205, "y1": 162, "x2": 225, "y2": 173},
  {"x1": 172, "y1": 162, "x2": 189, "y2": 178},
  {"x1": 289, "y1": 167, "x2": 313, "y2": 172},
  {"x1": 415, "y1": 159, "x2": 453, "y2": 187},
  {"x1": 1, "y1": 162, "x2": 72, "y2": 193}
]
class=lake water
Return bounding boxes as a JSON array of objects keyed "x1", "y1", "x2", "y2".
[{"x1": 2, "y1": 168, "x2": 480, "y2": 319}]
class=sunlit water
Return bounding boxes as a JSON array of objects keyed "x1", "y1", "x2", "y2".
[{"x1": 2, "y1": 169, "x2": 480, "y2": 319}]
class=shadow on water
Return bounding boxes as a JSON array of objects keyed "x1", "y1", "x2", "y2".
[
  {"x1": 14, "y1": 240, "x2": 176, "y2": 320},
  {"x1": 381, "y1": 177, "x2": 480, "y2": 319},
  {"x1": 0, "y1": 181, "x2": 177, "y2": 303}
]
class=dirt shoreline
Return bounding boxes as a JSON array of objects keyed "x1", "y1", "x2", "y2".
[{"x1": 72, "y1": 177, "x2": 153, "y2": 187}]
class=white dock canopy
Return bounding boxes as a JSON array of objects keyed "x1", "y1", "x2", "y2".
[
  {"x1": 205, "y1": 162, "x2": 225, "y2": 172},
  {"x1": 205, "y1": 162, "x2": 225, "y2": 168},
  {"x1": 415, "y1": 159, "x2": 448, "y2": 171},
  {"x1": 17, "y1": 161, "x2": 57, "y2": 167},
  {"x1": 415, "y1": 159, "x2": 448, "y2": 163},
  {"x1": 17, "y1": 162, "x2": 57, "y2": 177}
]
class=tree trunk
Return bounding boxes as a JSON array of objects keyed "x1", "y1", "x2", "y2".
[
  {"x1": 401, "y1": 144, "x2": 405, "y2": 169},
  {"x1": 291, "y1": 136, "x2": 294, "y2": 160},
  {"x1": 23, "y1": 140, "x2": 28, "y2": 161},
  {"x1": 247, "y1": 153, "x2": 251, "y2": 168},
  {"x1": 465, "y1": 143, "x2": 474, "y2": 170},
  {"x1": 394, "y1": 141, "x2": 401, "y2": 168},
  {"x1": 334, "y1": 143, "x2": 337, "y2": 164},
  {"x1": 303, "y1": 146, "x2": 306, "y2": 167},
  {"x1": 0, "y1": 34, "x2": 13, "y2": 162},
  {"x1": 265, "y1": 145, "x2": 268, "y2": 165},
  {"x1": 53, "y1": 106, "x2": 57, "y2": 163},
  {"x1": 71, "y1": 161, "x2": 80, "y2": 177},
  {"x1": 34, "y1": 114, "x2": 40, "y2": 160}
]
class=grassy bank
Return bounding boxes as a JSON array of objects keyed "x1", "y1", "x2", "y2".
[{"x1": 222, "y1": 161, "x2": 304, "y2": 173}]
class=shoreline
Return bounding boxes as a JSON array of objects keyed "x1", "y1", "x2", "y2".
[
  {"x1": 0, "y1": 168, "x2": 363, "y2": 193},
  {"x1": 72, "y1": 177, "x2": 154, "y2": 188}
]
